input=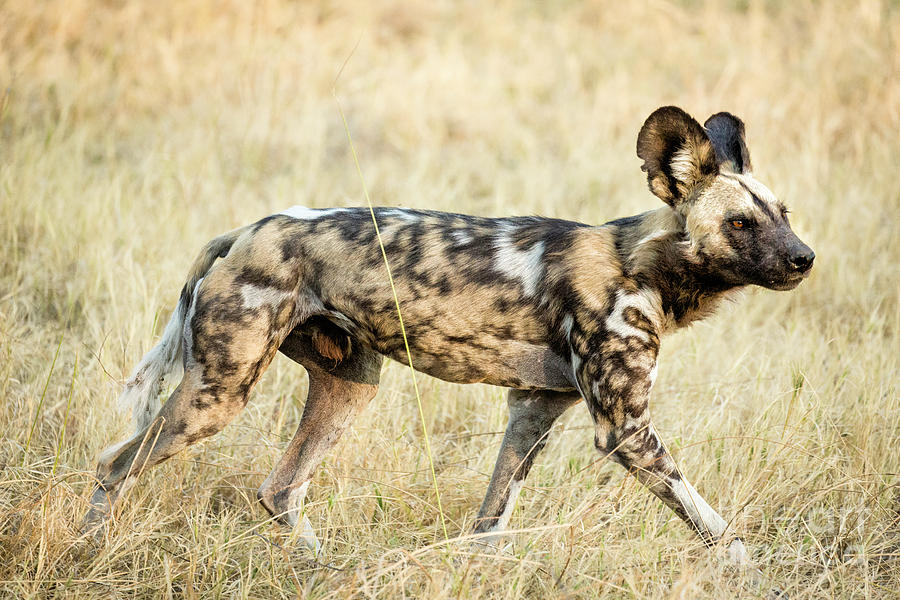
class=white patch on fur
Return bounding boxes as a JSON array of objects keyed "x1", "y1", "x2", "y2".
[
  {"x1": 181, "y1": 277, "x2": 203, "y2": 371},
  {"x1": 286, "y1": 480, "x2": 323, "y2": 556},
  {"x1": 279, "y1": 206, "x2": 347, "y2": 220},
  {"x1": 286, "y1": 480, "x2": 311, "y2": 526},
  {"x1": 623, "y1": 414, "x2": 651, "y2": 435},
  {"x1": 240, "y1": 283, "x2": 289, "y2": 310},
  {"x1": 637, "y1": 230, "x2": 669, "y2": 247},
  {"x1": 481, "y1": 479, "x2": 524, "y2": 545},
  {"x1": 670, "y1": 145, "x2": 696, "y2": 184},
  {"x1": 724, "y1": 173, "x2": 784, "y2": 217},
  {"x1": 570, "y1": 352, "x2": 582, "y2": 375},
  {"x1": 560, "y1": 314, "x2": 574, "y2": 339},
  {"x1": 605, "y1": 289, "x2": 661, "y2": 343},
  {"x1": 298, "y1": 515, "x2": 322, "y2": 556},
  {"x1": 378, "y1": 208, "x2": 419, "y2": 222},
  {"x1": 451, "y1": 229, "x2": 474, "y2": 245},
  {"x1": 648, "y1": 363, "x2": 658, "y2": 387},
  {"x1": 568, "y1": 351, "x2": 587, "y2": 394},
  {"x1": 734, "y1": 173, "x2": 778, "y2": 204},
  {"x1": 669, "y1": 477, "x2": 728, "y2": 539},
  {"x1": 493, "y1": 227, "x2": 545, "y2": 296},
  {"x1": 721, "y1": 177, "x2": 757, "y2": 211}
]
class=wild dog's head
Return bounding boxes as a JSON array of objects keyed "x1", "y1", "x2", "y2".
[{"x1": 637, "y1": 106, "x2": 814, "y2": 290}]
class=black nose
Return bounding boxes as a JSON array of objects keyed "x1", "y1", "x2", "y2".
[{"x1": 790, "y1": 248, "x2": 815, "y2": 271}]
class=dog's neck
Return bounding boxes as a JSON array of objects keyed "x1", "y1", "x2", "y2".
[{"x1": 608, "y1": 207, "x2": 742, "y2": 331}]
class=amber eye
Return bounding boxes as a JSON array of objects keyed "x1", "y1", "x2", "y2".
[{"x1": 731, "y1": 219, "x2": 745, "y2": 229}]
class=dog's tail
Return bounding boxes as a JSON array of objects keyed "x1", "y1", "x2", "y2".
[{"x1": 118, "y1": 225, "x2": 250, "y2": 434}]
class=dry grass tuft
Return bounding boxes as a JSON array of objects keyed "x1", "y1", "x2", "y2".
[{"x1": 1, "y1": 1, "x2": 898, "y2": 598}]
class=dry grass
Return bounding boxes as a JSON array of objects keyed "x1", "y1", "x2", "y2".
[{"x1": 1, "y1": 1, "x2": 898, "y2": 597}]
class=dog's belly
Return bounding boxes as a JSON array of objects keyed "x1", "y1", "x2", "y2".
[
  {"x1": 318, "y1": 307, "x2": 576, "y2": 391},
  {"x1": 392, "y1": 341, "x2": 575, "y2": 391}
]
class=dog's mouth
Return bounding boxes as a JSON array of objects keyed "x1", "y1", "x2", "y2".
[{"x1": 766, "y1": 270, "x2": 811, "y2": 291}]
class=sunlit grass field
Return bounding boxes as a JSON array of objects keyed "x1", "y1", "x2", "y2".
[{"x1": 1, "y1": 1, "x2": 898, "y2": 597}]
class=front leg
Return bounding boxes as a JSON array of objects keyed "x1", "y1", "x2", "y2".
[
  {"x1": 599, "y1": 414, "x2": 750, "y2": 564},
  {"x1": 574, "y1": 340, "x2": 750, "y2": 565}
]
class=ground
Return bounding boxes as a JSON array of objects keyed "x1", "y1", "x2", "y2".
[{"x1": 1, "y1": 1, "x2": 898, "y2": 598}]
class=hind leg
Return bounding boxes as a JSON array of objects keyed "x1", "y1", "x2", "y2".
[
  {"x1": 83, "y1": 377, "x2": 247, "y2": 530},
  {"x1": 257, "y1": 327, "x2": 381, "y2": 554},
  {"x1": 83, "y1": 263, "x2": 299, "y2": 532}
]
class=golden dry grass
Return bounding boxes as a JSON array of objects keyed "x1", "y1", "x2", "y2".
[{"x1": 1, "y1": 1, "x2": 898, "y2": 598}]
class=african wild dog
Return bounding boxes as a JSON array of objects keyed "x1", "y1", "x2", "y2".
[{"x1": 84, "y1": 106, "x2": 813, "y2": 569}]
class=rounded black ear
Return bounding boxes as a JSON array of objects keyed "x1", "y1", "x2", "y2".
[
  {"x1": 704, "y1": 112, "x2": 752, "y2": 174},
  {"x1": 636, "y1": 106, "x2": 719, "y2": 207}
]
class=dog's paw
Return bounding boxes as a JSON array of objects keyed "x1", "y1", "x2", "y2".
[
  {"x1": 294, "y1": 514, "x2": 324, "y2": 559},
  {"x1": 467, "y1": 536, "x2": 514, "y2": 556},
  {"x1": 79, "y1": 505, "x2": 111, "y2": 542}
]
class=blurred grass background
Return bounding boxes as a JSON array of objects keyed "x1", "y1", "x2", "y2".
[{"x1": 1, "y1": 1, "x2": 898, "y2": 597}]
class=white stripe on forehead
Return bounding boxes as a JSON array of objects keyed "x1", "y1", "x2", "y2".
[
  {"x1": 720, "y1": 177, "x2": 758, "y2": 212},
  {"x1": 724, "y1": 173, "x2": 780, "y2": 210},
  {"x1": 493, "y1": 224, "x2": 545, "y2": 297},
  {"x1": 279, "y1": 206, "x2": 348, "y2": 220}
]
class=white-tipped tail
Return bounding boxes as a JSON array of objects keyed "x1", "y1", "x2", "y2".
[{"x1": 118, "y1": 296, "x2": 189, "y2": 434}]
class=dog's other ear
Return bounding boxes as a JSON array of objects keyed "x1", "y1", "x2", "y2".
[
  {"x1": 636, "y1": 106, "x2": 719, "y2": 207},
  {"x1": 704, "y1": 112, "x2": 752, "y2": 174}
]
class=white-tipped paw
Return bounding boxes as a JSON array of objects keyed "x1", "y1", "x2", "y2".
[
  {"x1": 725, "y1": 538, "x2": 751, "y2": 565},
  {"x1": 467, "y1": 534, "x2": 514, "y2": 556},
  {"x1": 295, "y1": 514, "x2": 324, "y2": 558}
]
